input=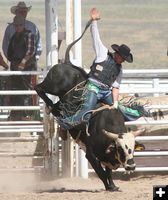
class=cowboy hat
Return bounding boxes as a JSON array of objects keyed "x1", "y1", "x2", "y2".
[
  {"x1": 111, "y1": 44, "x2": 133, "y2": 63},
  {"x1": 11, "y1": 2, "x2": 32, "y2": 14}
]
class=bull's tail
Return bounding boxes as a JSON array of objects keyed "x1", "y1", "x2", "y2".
[{"x1": 64, "y1": 19, "x2": 93, "y2": 64}]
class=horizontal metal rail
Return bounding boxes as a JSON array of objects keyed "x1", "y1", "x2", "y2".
[
  {"x1": 136, "y1": 136, "x2": 168, "y2": 141},
  {"x1": 89, "y1": 166, "x2": 168, "y2": 173},
  {"x1": 125, "y1": 120, "x2": 168, "y2": 125},
  {"x1": 134, "y1": 151, "x2": 168, "y2": 157},
  {"x1": 1, "y1": 69, "x2": 168, "y2": 78},
  {"x1": 0, "y1": 125, "x2": 43, "y2": 129},
  {"x1": 1, "y1": 88, "x2": 168, "y2": 95},
  {"x1": 117, "y1": 167, "x2": 168, "y2": 172},
  {"x1": 0, "y1": 121, "x2": 43, "y2": 125},
  {"x1": 1, "y1": 104, "x2": 167, "y2": 110},
  {"x1": 0, "y1": 166, "x2": 44, "y2": 173},
  {"x1": 0, "y1": 153, "x2": 44, "y2": 157},
  {"x1": 0, "y1": 70, "x2": 43, "y2": 75},
  {"x1": 0, "y1": 128, "x2": 43, "y2": 133},
  {"x1": 122, "y1": 80, "x2": 168, "y2": 84},
  {"x1": 0, "y1": 136, "x2": 41, "y2": 142},
  {"x1": 0, "y1": 106, "x2": 41, "y2": 110},
  {"x1": 120, "y1": 87, "x2": 168, "y2": 94},
  {"x1": 0, "y1": 90, "x2": 36, "y2": 95},
  {"x1": 122, "y1": 69, "x2": 168, "y2": 78}
]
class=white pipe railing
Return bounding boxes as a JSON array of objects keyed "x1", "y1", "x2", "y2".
[
  {"x1": 0, "y1": 136, "x2": 40, "y2": 142},
  {"x1": 0, "y1": 88, "x2": 168, "y2": 95},
  {"x1": 136, "y1": 136, "x2": 168, "y2": 141},
  {"x1": 0, "y1": 121, "x2": 43, "y2": 124},
  {"x1": 0, "y1": 128, "x2": 43, "y2": 133},
  {"x1": 89, "y1": 167, "x2": 168, "y2": 173},
  {"x1": 132, "y1": 167, "x2": 168, "y2": 172},
  {"x1": 122, "y1": 69, "x2": 168, "y2": 78},
  {"x1": 0, "y1": 125, "x2": 43, "y2": 129},
  {"x1": 120, "y1": 87, "x2": 168, "y2": 94},
  {"x1": 0, "y1": 106, "x2": 41, "y2": 110},
  {"x1": 0, "y1": 90, "x2": 36, "y2": 95},
  {"x1": 134, "y1": 151, "x2": 168, "y2": 157},
  {"x1": 125, "y1": 120, "x2": 168, "y2": 125},
  {"x1": 0, "y1": 70, "x2": 43, "y2": 75}
]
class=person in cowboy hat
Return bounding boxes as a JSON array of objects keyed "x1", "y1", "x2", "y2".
[
  {"x1": 6, "y1": 15, "x2": 36, "y2": 120},
  {"x1": 58, "y1": 7, "x2": 133, "y2": 130},
  {"x1": 2, "y1": 1, "x2": 42, "y2": 63}
]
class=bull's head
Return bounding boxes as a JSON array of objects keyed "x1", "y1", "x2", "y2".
[{"x1": 103, "y1": 129, "x2": 145, "y2": 173}]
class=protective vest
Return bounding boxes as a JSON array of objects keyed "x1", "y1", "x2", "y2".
[
  {"x1": 89, "y1": 52, "x2": 121, "y2": 87},
  {"x1": 7, "y1": 29, "x2": 34, "y2": 70}
]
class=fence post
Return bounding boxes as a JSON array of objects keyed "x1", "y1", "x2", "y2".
[
  {"x1": 45, "y1": 0, "x2": 59, "y2": 178},
  {"x1": 153, "y1": 78, "x2": 159, "y2": 97}
]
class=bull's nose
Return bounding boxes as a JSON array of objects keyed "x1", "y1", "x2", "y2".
[
  {"x1": 127, "y1": 158, "x2": 134, "y2": 166},
  {"x1": 125, "y1": 159, "x2": 136, "y2": 171},
  {"x1": 125, "y1": 165, "x2": 136, "y2": 171}
]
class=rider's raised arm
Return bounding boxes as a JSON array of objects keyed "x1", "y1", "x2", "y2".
[{"x1": 90, "y1": 8, "x2": 108, "y2": 63}]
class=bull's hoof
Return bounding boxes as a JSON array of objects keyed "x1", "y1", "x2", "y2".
[{"x1": 107, "y1": 185, "x2": 120, "y2": 192}]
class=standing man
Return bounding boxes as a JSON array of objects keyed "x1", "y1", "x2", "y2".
[
  {"x1": 2, "y1": 1, "x2": 42, "y2": 64},
  {"x1": 7, "y1": 15, "x2": 36, "y2": 120},
  {"x1": 59, "y1": 8, "x2": 133, "y2": 129},
  {"x1": 2, "y1": 2, "x2": 42, "y2": 120}
]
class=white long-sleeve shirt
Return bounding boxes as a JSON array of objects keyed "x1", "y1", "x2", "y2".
[{"x1": 90, "y1": 20, "x2": 108, "y2": 63}]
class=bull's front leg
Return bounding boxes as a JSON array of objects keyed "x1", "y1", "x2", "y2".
[
  {"x1": 35, "y1": 83, "x2": 54, "y2": 113},
  {"x1": 105, "y1": 166, "x2": 119, "y2": 191},
  {"x1": 85, "y1": 145, "x2": 116, "y2": 191}
]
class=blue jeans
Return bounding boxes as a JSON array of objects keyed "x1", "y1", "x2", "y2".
[{"x1": 60, "y1": 82, "x2": 113, "y2": 129}]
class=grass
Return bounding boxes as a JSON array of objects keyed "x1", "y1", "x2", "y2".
[{"x1": 0, "y1": 0, "x2": 168, "y2": 69}]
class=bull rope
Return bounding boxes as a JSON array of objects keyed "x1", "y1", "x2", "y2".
[
  {"x1": 83, "y1": 105, "x2": 115, "y2": 136},
  {"x1": 62, "y1": 80, "x2": 86, "y2": 99},
  {"x1": 82, "y1": 104, "x2": 115, "y2": 121}
]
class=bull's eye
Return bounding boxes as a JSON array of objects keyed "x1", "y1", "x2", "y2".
[
  {"x1": 118, "y1": 147, "x2": 126, "y2": 163},
  {"x1": 125, "y1": 145, "x2": 128, "y2": 149},
  {"x1": 128, "y1": 149, "x2": 132, "y2": 154}
]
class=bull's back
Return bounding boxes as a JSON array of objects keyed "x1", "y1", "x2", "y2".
[
  {"x1": 89, "y1": 109, "x2": 127, "y2": 136},
  {"x1": 37, "y1": 63, "x2": 87, "y2": 96}
]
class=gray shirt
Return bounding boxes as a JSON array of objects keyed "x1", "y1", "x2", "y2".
[
  {"x1": 2, "y1": 20, "x2": 42, "y2": 60},
  {"x1": 90, "y1": 20, "x2": 122, "y2": 88}
]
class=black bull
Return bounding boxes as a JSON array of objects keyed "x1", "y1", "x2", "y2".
[{"x1": 35, "y1": 64, "x2": 144, "y2": 191}]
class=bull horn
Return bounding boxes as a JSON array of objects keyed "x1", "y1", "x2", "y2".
[
  {"x1": 131, "y1": 128, "x2": 146, "y2": 137},
  {"x1": 102, "y1": 129, "x2": 119, "y2": 140}
]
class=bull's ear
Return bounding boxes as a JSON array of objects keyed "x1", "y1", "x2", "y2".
[
  {"x1": 131, "y1": 128, "x2": 146, "y2": 137},
  {"x1": 102, "y1": 129, "x2": 119, "y2": 140}
]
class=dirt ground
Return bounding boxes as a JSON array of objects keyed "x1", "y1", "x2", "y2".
[{"x1": 0, "y1": 173, "x2": 168, "y2": 200}]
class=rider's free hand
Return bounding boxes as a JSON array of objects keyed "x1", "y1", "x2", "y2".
[{"x1": 90, "y1": 8, "x2": 100, "y2": 21}]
